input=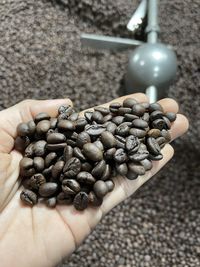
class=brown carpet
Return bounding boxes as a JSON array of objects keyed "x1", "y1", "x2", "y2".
[{"x1": 0, "y1": 0, "x2": 199, "y2": 266}]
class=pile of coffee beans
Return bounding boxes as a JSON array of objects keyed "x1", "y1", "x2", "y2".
[{"x1": 15, "y1": 98, "x2": 176, "y2": 210}]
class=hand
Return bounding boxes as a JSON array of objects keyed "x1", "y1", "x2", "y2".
[{"x1": 0, "y1": 94, "x2": 188, "y2": 267}]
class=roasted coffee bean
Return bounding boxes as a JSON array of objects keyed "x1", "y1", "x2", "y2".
[
  {"x1": 124, "y1": 113, "x2": 139, "y2": 121},
  {"x1": 42, "y1": 165, "x2": 53, "y2": 177},
  {"x1": 77, "y1": 171, "x2": 96, "y2": 185},
  {"x1": 46, "y1": 197, "x2": 57, "y2": 208},
  {"x1": 73, "y1": 147, "x2": 86, "y2": 161},
  {"x1": 106, "y1": 122, "x2": 117, "y2": 134},
  {"x1": 33, "y1": 157, "x2": 45, "y2": 172},
  {"x1": 58, "y1": 105, "x2": 70, "y2": 114},
  {"x1": 129, "y1": 128, "x2": 147, "y2": 138},
  {"x1": 91, "y1": 111, "x2": 104, "y2": 123},
  {"x1": 17, "y1": 123, "x2": 29, "y2": 136},
  {"x1": 63, "y1": 157, "x2": 81, "y2": 177},
  {"x1": 73, "y1": 192, "x2": 89, "y2": 211},
  {"x1": 94, "y1": 106, "x2": 110, "y2": 116},
  {"x1": 33, "y1": 140, "x2": 47, "y2": 156},
  {"x1": 148, "y1": 153, "x2": 163, "y2": 161},
  {"x1": 46, "y1": 129, "x2": 55, "y2": 137},
  {"x1": 147, "y1": 137, "x2": 161, "y2": 155},
  {"x1": 125, "y1": 135, "x2": 140, "y2": 152},
  {"x1": 128, "y1": 149, "x2": 149, "y2": 162},
  {"x1": 114, "y1": 148, "x2": 127, "y2": 163},
  {"x1": 81, "y1": 162, "x2": 93, "y2": 172},
  {"x1": 22, "y1": 179, "x2": 32, "y2": 190},
  {"x1": 29, "y1": 173, "x2": 46, "y2": 190},
  {"x1": 76, "y1": 131, "x2": 91, "y2": 148},
  {"x1": 93, "y1": 180, "x2": 108, "y2": 198},
  {"x1": 105, "y1": 180, "x2": 115, "y2": 192},
  {"x1": 52, "y1": 161, "x2": 64, "y2": 179},
  {"x1": 83, "y1": 143, "x2": 103, "y2": 161},
  {"x1": 84, "y1": 111, "x2": 93, "y2": 122},
  {"x1": 132, "y1": 103, "x2": 145, "y2": 116},
  {"x1": 142, "y1": 112, "x2": 150, "y2": 122},
  {"x1": 116, "y1": 123, "x2": 130, "y2": 136},
  {"x1": 101, "y1": 131, "x2": 116, "y2": 148},
  {"x1": 103, "y1": 114, "x2": 113, "y2": 123},
  {"x1": 85, "y1": 124, "x2": 106, "y2": 136},
  {"x1": 132, "y1": 118, "x2": 148, "y2": 129},
  {"x1": 68, "y1": 112, "x2": 79, "y2": 121},
  {"x1": 156, "y1": 136, "x2": 166, "y2": 145},
  {"x1": 163, "y1": 116, "x2": 171, "y2": 129},
  {"x1": 104, "y1": 147, "x2": 117, "y2": 160},
  {"x1": 88, "y1": 191, "x2": 103, "y2": 206},
  {"x1": 35, "y1": 112, "x2": 50, "y2": 123},
  {"x1": 47, "y1": 142, "x2": 67, "y2": 151},
  {"x1": 20, "y1": 157, "x2": 34, "y2": 170},
  {"x1": 66, "y1": 139, "x2": 76, "y2": 147},
  {"x1": 20, "y1": 189, "x2": 38, "y2": 206},
  {"x1": 62, "y1": 179, "x2": 81, "y2": 195},
  {"x1": 147, "y1": 128, "x2": 161, "y2": 138},
  {"x1": 149, "y1": 102, "x2": 163, "y2": 113},
  {"x1": 49, "y1": 117, "x2": 57, "y2": 129},
  {"x1": 63, "y1": 145, "x2": 73, "y2": 162},
  {"x1": 36, "y1": 120, "x2": 50, "y2": 135},
  {"x1": 14, "y1": 136, "x2": 30, "y2": 152},
  {"x1": 44, "y1": 152, "x2": 57, "y2": 167},
  {"x1": 109, "y1": 102, "x2": 121, "y2": 113},
  {"x1": 39, "y1": 182, "x2": 58, "y2": 197},
  {"x1": 115, "y1": 135, "x2": 126, "y2": 149},
  {"x1": 57, "y1": 120, "x2": 75, "y2": 131},
  {"x1": 64, "y1": 107, "x2": 75, "y2": 116},
  {"x1": 140, "y1": 159, "x2": 153, "y2": 171},
  {"x1": 123, "y1": 98, "x2": 137, "y2": 108},
  {"x1": 161, "y1": 129, "x2": 171, "y2": 142},
  {"x1": 128, "y1": 162, "x2": 145, "y2": 175},
  {"x1": 150, "y1": 110, "x2": 164, "y2": 121},
  {"x1": 112, "y1": 116, "x2": 124, "y2": 125},
  {"x1": 47, "y1": 133, "x2": 66, "y2": 144},
  {"x1": 115, "y1": 163, "x2": 128, "y2": 176},
  {"x1": 126, "y1": 171, "x2": 139, "y2": 180},
  {"x1": 118, "y1": 107, "x2": 132, "y2": 115},
  {"x1": 20, "y1": 168, "x2": 36, "y2": 178},
  {"x1": 115, "y1": 135, "x2": 126, "y2": 143},
  {"x1": 93, "y1": 140, "x2": 104, "y2": 151},
  {"x1": 57, "y1": 113, "x2": 68, "y2": 120},
  {"x1": 27, "y1": 120, "x2": 36, "y2": 135},
  {"x1": 91, "y1": 160, "x2": 106, "y2": 178},
  {"x1": 101, "y1": 164, "x2": 111, "y2": 181},
  {"x1": 75, "y1": 118, "x2": 88, "y2": 130},
  {"x1": 57, "y1": 192, "x2": 73, "y2": 205},
  {"x1": 165, "y1": 112, "x2": 176, "y2": 122}
]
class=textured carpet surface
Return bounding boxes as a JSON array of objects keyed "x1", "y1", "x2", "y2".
[{"x1": 0, "y1": 0, "x2": 200, "y2": 266}]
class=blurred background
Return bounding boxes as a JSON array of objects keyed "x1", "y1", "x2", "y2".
[{"x1": 0, "y1": 0, "x2": 199, "y2": 266}]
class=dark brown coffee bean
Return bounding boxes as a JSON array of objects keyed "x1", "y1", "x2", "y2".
[
  {"x1": 20, "y1": 189, "x2": 37, "y2": 206},
  {"x1": 74, "y1": 118, "x2": 87, "y2": 131},
  {"x1": 22, "y1": 179, "x2": 32, "y2": 189},
  {"x1": 62, "y1": 179, "x2": 81, "y2": 195},
  {"x1": 126, "y1": 171, "x2": 139, "y2": 180},
  {"x1": 44, "y1": 152, "x2": 57, "y2": 167},
  {"x1": 81, "y1": 162, "x2": 93, "y2": 172},
  {"x1": 132, "y1": 103, "x2": 145, "y2": 116},
  {"x1": 112, "y1": 116, "x2": 124, "y2": 125},
  {"x1": 83, "y1": 143, "x2": 103, "y2": 161},
  {"x1": 68, "y1": 112, "x2": 79, "y2": 121},
  {"x1": 115, "y1": 135, "x2": 126, "y2": 143},
  {"x1": 115, "y1": 140, "x2": 126, "y2": 149},
  {"x1": 14, "y1": 136, "x2": 30, "y2": 152},
  {"x1": 163, "y1": 116, "x2": 171, "y2": 129},
  {"x1": 104, "y1": 148, "x2": 117, "y2": 160},
  {"x1": 147, "y1": 129, "x2": 161, "y2": 138},
  {"x1": 29, "y1": 173, "x2": 46, "y2": 190},
  {"x1": 91, "y1": 160, "x2": 105, "y2": 178},
  {"x1": 116, "y1": 123, "x2": 130, "y2": 136},
  {"x1": 114, "y1": 148, "x2": 127, "y2": 163},
  {"x1": 33, "y1": 140, "x2": 47, "y2": 156},
  {"x1": 147, "y1": 137, "x2": 161, "y2": 155},
  {"x1": 63, "y1": 145, "x2": 73, "y2": 162},
  {"x1": 20, "y1": 168, "x2": 36, "y2": 178},
  {"x1": 24, "y1": 142, "x2": 35, "y2": 157},
  {"x1": 106, "y1": 122, "x2": 117, "y2": 134},
  {"x1": 123, "y1": 98, "x2": 137, "y2": 108},
  {"x1": 39, "y1": 182, "x2": 58, "y2": 197},
  {"x1": 132, "y1": 118, "x2": 148, "y2": 129},
  {"x1": 52, "y1": 161, "x2": 64, "y2": 179},
  {"x1": 33, "y1": 157, "x2": 45, "y2": 172},
  {"x1": 161, "y1": 129, "x2": 171, "y2": 142},
  {"x1": 148, "y1": 154, "x2": 163, "y2": 161},
  {"x1": 84, "y1": 111, "x2": 93, "y2": 122},
  {"x1": 149, "y1": 102, "x2": 163, "y2": 113},
  {"x1": 142, "y1": 112, "x2": 150, "y2": 122},
  {"x1": 150, "y1": 110, "x2": 164, "y2": 121},
  {"x1": 57, "y1": 120, "x2": 75, "y2": 131},
  {"x1": 129, "y1": 150, "x2": 149, "y2": 162},
  {"x1": 49, "y1": 117, "x2": 57, "y2": 129},
  {"x1": 101, "y1": 164, "x2": 111, "y2": 181},
  {"x1": 57, "y1": 192, "x2": 73, "y2": 205},
  {"x1": 20, "y1": 157, "x2": 34, "y2": 170},
  {"x1": 105, "y1": 180, "x2": 115, "y2": 192},
  {"x1": 73, "y1": 192, "x2": 89, "y2": 211},
  {"x1": 36, "y1": 120, "x2": 50, "y2": 135},
  {"x1": 35, "y1": 112, "x2": 50, "y2": 123},
  {"x1": 63, "y1": 157, "x2": 81, "y2": 177},
  {"x1": 63, "y1": 106, "x2": 75, "y2": 116},
  {"x1": 17, "y1": 123, "x2": 29, "y2": 136},
  {"x1": 91, "y1": 111, "x2": 104, "y2": 123},
  {"x1": 103, "y1": 114, "x2": 113, "y2": 123},
  {"x1": 27, "y1": 120, "x2": 36, "y2": 135},
  {"x1": 88, "y1": 191, "x2": 103, "y2": 206},
  {"x1": 85, "y1": 124, "x2": 106, "y2": 136},
  {"x1": 93, "y1": 140, "x2": 104, "y2": 151},
  {"x1": 126, "y1": 135, "x2": 140, "y2": 152},
  {"x1": 46, "y1": 197, "x2": 57, "y2": 208},
  {"x1": 124, "y1": 113, "x2": 139, "y2": 121},
  {"x1": 129, "y1": 128, "x2": 147, "y2": 138},
  {"x1": 140, "y1": 159, "x2": 153, "y2": 171},
  {"x1": 46, "y1": 143, "x2": 67, "y2": 151},
  {"x1": 101, "y1": 131, "x2": 116, "y2": 148},
  {"x1": 76, "y1": 131, "x2": 91, "y2": 148},
  {"x1": 156, "y1": 136, "x2": 166, "y2": 145},
  {"x1": 42, "y1": 165, "x2": 53, "y2": 177},
  {"x1": 94, "y1": 106, "x2": 110, "y2": 115},
  {"x1": 165, "y1": 112, "x2": 176, "y2": 122},
  {"x1": 58, "y1": 105, "x2": 71, "y2": 114},
  {"x1": 77, "y1": 171, "x2": 96, "y2": 185},
  {"x1": 128, "y1": 162, "x2": 145, "y2": 175},
  {"x1": 47, "y1": 133, "x2": 66, "y2": 144},
  {"x1": 72, "y1": 147, "x2": 85, "y2": 161},
  {"x1": 109, "y1": 102, "x2": 121, "y2": 113},
  {"x1": 115, "y1": 163, "x2": 128, "y2": 176},
  {"x1": 57, "y1": 113, "x2": 68, "y2": 120},
  {"x1": 118, "y1": 107, "x2": 132, "y2": 115},
  {"x1": 93, "y1": 180, "x2": 108, "y2": 198}
]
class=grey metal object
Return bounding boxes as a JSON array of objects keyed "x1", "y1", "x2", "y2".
[{"x1": 80, "y1": 0, "x2": 178, "y2": 103}]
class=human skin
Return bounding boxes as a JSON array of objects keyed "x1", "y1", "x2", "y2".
[{"x1": 0, "y1": 93, "x2": 189, "y2": 267}]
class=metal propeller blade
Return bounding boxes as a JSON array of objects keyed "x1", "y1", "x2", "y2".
[
  {"x1": 127, "y1": 0, "x2": 147, "y2": 32},
  {"x1": 81, "y1": 34, "x2": 144, "y2": 51}
]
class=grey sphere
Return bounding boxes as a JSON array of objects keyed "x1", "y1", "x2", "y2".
[{"x1": 126, "y1": 43, "x2": 177, "y2": 93}]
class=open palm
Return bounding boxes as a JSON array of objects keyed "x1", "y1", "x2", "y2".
[{"x1": 0, "y1": 94, "x2": 188, "y2": 267}]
